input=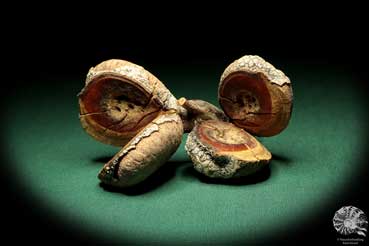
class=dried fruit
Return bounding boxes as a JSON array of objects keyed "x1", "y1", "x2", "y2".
[
  {"x1": 185, "y1": 120, "x2": 271, "y2": 178},
  {"x1": 78, "y1": 59, "x2": 178, "y2": 146},
  {"x1": 99, "y1": 112, "x2": 183, "y2": 188},
  {"x1": 218, "y1": 55, "x2": 293, "y2": 136},
  {"x1": 177, "y1": 97, "x2": 228, "y2": 132}
]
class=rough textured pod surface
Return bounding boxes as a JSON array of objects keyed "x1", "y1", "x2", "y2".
[
  {"x1": 98, "y1": 112, "x2": 183, "y2": 188},
  {"x1": 177, "y1": 98, "x2": 228, "y2": 132},
  {"x1": 78, "y1": 59, "x2": 178, "y2": 146},
  {"x1": 218, "y1": 55, "x2": 293, "y2": 136},
  {"x1": 185, "y1": 120, "x2": 271, "y2": 178}
]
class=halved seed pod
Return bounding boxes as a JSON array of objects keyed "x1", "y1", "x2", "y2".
[
  {"x1": 177, "y1": 97, "x2": 228, "y2": 132},
  {"x1": 218, "y1": 55, "x2": 293, "y2": 137},
  {"x1": 99, "y1": 112, "x2": 183, "y2": 188},
  {"x1": 185, "y1": 120, "x2": 271, "y2": 178},
  {"x1": 78, "y1": 59, "x2": 178, "y2": 146}
]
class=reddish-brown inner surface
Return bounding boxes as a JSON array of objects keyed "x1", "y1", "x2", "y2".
[
  {"x1": 197, "y1": 121, "x2": 256, "y2": 152},
  {"x1": 80, "y1": 77, "x2": 160, "y2": 132},
  {"x1": 219, "y1": 72, "x2": 272, "y2": 127}
]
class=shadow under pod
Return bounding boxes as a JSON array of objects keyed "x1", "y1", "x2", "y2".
[
  {"x1": 181, "y1": 164, "x2": 271, "y2": 186},
  {"x1": 99, "y1": 160, "x2": 188, "y2": 196},
  {"x1": 92, "y1": 156, "x2": 112, "y2": 164},
  {"x1": 272, "y1": 153, "x2": 293, "y2": 165}
]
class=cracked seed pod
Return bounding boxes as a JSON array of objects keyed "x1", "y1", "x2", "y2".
[
  {"x1": 177, "y1": 97, "x2": 228, "y2": 132},
  {"x1": 218, "y1": 55, "x2": 293, "y2": 136},
  {"x1": 185, "y1": 120, "x2": 271, "y2": 178},
  {"x1": 99, "y1": 112, "x2": 183, "y2": 187},
  {"x1": 78, "y1": 59, "x2": 178, "y2": 146}
]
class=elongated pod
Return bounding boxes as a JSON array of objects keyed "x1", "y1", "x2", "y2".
[
  {"x1": 78, "y1": 59, "x2": 178, "y2": 146},
  {"x1": 99, "y1": 112, "x2": 183, "y2": 188},
  {"x1": 185, "y1": 120, "x2": 271, "y2": 178},
  {"x1": 218, "y1": 55, "x2": 293, "y2": 136}
]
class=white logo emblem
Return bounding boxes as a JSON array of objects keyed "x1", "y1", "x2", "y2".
[{"x1": 333, "y1": 206, "x2": 368, "y2": 237}]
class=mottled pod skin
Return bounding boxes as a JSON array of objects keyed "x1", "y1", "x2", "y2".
[
  {"x1": 78, "y1": 59, "x2": 178, "y2": 146},
  {"x1": 177, "y1": 98, "x2": 228, "y2": 132},
  {"x1": 185, "y1": 120, "x2": 271, "y2": 178},
  {"x1": 99, "y1": 112, "x2": 183, "y2": 188},
  {"x1": 219, "y1": 55, "x2": 293, "y2": 137}
]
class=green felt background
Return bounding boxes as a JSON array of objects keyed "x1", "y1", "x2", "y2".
[{"x1": 3, "y1": 63, "x2": 367, "y2": 244}]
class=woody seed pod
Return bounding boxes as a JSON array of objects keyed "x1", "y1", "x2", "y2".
[
  {"x1": 185, "y1": 120, "x2": 271, "y2": 178},
  {"x1": 78, "y1": 59, "x2": 183, "y2": 187},
  {"x1": 78, "y1": 59, "x2": 178, "y2": 146},
  {"x1": 218, "y1": 55, "x2": 293, "y2": 136},
  {"x1": 99, "y1": 112, "x2": 183, "y2": 188}
]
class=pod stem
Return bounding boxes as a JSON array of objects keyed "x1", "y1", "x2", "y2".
[{"x1": 177, "y1": 97, "x2": 228, "y2": 133}]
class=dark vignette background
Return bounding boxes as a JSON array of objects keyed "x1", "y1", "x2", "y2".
[{"x1": 1, "y1": 5, "x2": 369, "y2": 245}]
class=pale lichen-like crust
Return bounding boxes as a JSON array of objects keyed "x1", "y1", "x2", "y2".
[
  {"x1": 98, "y1": 112, "x2": 183, "y2": 187},
  {"x1": 185, "y1": 121, "x2": 271, "y2": 178},
  {"x1": 220, "y1": 55, "x2": 291, "y2": 87}
]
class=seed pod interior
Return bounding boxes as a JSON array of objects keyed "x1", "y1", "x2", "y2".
[
  {"x1": 219, "y1": 55, "x2": 293, "y2": 137},
  {"x1": 185, "y1": 120, "x2": 271, "y2": 178},
  {"x1": 78, "y1": 59, "x2": 178, "y2": 146}
]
